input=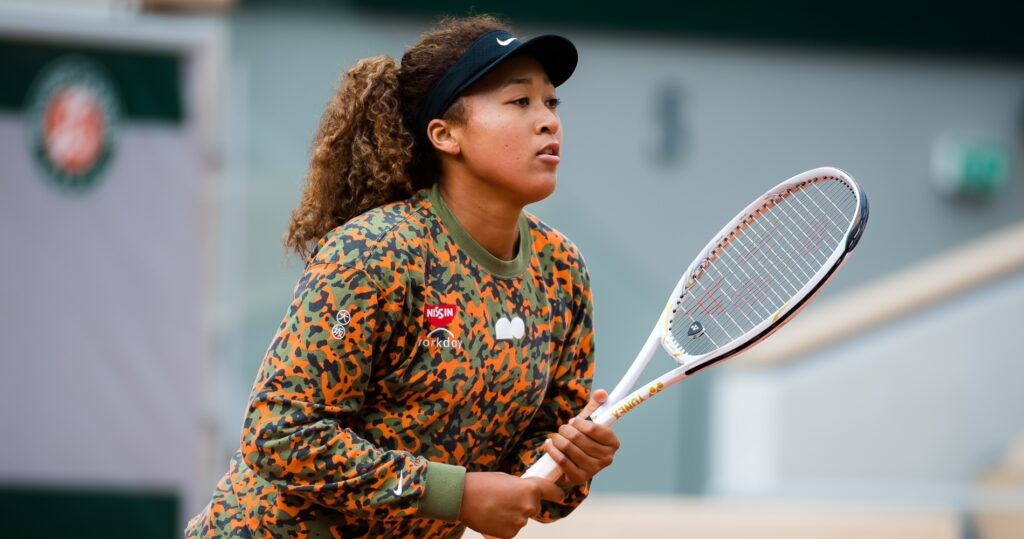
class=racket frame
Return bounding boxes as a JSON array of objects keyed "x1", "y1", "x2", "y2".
[{"x1": 523, "y1": 166, "x2": 868, "y2": 480}]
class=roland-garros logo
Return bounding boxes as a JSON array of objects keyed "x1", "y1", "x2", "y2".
[{"x1": 25, "y1": 55, "x2": 121, "y2": 194}]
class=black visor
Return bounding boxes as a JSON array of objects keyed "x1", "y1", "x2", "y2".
[{"x1": 415, "y1": 30, "x2": 577, "y2": 137}]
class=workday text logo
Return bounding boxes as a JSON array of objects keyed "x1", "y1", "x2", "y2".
[{"x1": 420, "y1": 327, "x2": 462, "y2": 350}]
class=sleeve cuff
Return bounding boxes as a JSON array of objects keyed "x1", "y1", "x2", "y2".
[{"x1": 417, "y1": 461, "x2": 466, "y2": 522}]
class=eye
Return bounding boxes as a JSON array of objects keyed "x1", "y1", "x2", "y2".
[
  {"x1": 546, "y1": 98, "x2": 562, "y2": 109},
  {"x1": 511, "y1": 97, "x2": 530, "y2": 107}
]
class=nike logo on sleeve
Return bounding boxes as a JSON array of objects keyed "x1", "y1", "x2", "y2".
[{"x1": 392, "y1": 470, "x2": 405, "y2": 496}]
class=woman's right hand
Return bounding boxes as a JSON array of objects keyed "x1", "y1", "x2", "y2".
[{"x1": 459, "y1": 471, "x2": 564, "y2": 538}]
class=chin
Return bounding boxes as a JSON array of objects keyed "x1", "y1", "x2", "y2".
[{"x1": 521, "y1": 175, "x2": 557, "y2": 205}]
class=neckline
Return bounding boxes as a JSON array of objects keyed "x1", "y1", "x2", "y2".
[{"x1": 428, "y1": 183, "x2": 532, "y2": 279}]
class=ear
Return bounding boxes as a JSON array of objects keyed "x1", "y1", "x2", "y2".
[{"x1": 426, "y1": 118, "x2": 461, "y2": 157}]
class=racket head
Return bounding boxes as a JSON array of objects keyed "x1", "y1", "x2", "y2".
[{"x1": 659, "y1": 166, "x2": 869, "y2": 372}]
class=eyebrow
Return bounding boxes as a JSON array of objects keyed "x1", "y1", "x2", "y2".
[{"x1": 501, "y1": 75, "x2": 552, "y2": 89}]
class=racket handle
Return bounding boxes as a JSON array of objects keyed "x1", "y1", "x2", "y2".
[
  {"x1": 521, "y1": 411, "x2": 619, "y2": 481},
  {"x1": 521, "y1": 453, "x2": 561, "y2": 481}
]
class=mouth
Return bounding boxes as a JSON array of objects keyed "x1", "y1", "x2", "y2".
[{"x1": 537, "y1": 141, "x2": 561, "y2": 163}]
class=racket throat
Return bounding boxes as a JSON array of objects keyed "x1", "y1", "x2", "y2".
[
  {"x1": 601, "y1": 326, "x2": 661, "y2": 408},
  {"x1": 593, "y1": 326, "x2": 663, "y2": 423}
]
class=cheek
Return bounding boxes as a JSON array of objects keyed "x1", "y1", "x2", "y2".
[
  {"x1": 463, "y1": 113, "x2": 530, "y2": 168},
  {"x1": 478, "y1": 124, "x2": 520, "y2": 159}
]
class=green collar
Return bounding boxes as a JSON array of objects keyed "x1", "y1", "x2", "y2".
[{"x1": 428, "y1": 183, "x2": 532, "y2": 279}]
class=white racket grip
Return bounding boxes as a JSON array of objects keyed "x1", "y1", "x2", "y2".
[
  {"x1": 521, "y1": 453, "x2": 561, "y2": 480},
  {"x1": 518, "y1": 328, "x2": 660, "y2": 482}
]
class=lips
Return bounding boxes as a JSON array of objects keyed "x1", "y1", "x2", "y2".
[{"x1": 537, "y1": 141, "x2": 561, "y2": 163}]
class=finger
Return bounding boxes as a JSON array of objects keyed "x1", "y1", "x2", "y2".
[
  {"x1": 552, "y1": 423, "x2": 616, "y2": 479},
  {"x1": 567, "y1": 417, "x2": 621, "y2": 448},
  {"x1": 543, "y1": 438, "x2": 587, "y2": 484},
  {"x1": 575, "y1": 388, "x2": 608, "y2": 421},
  {"x1": 551, "y1": 444, "x2": 602, "y2": 486},
  {"x1": 556, "y1": 421, "x2": 609, "y2": 460},
  {"x1": 525, "y1": 477, "x2": 565, "y2": 503},
  {"x1": 549, "y1": 439, "x2": 595, "y2": 484}
]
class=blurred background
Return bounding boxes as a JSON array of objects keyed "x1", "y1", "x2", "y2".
[{"x1": 1, "y1": 0, "x2": 1022, "y2": 537}]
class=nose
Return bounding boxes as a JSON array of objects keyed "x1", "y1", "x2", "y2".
[{"x1": 536, "y1": 106, "x2": 560, "y2": 136}]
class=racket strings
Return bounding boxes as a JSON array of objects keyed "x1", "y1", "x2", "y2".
[
  {"x1": 675, "y1": 202, "x2": 836, "y2": 349},
  {"x1": 698, "y1": 220, "x2": 797, "y2": 329},
  {"x1": 692, "y1": 182, "x2": 839, "y2": 309},
  {"x1": 669, "y1": 177, "x2": 858, "y2": 355},
  {"x1": 692, "y1": 178, "x2": 856, "y2": 337},
  {"x1": 710, "y1": 179, "x2": 854, "y2": 319},
  {"x1": 764, "y1": 181, "x2": 847, "y2": 278}
]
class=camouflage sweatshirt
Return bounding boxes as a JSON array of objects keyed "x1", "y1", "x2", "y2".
[{"x1": 186, "y1": 184, "x2": 595, "y2": 538}]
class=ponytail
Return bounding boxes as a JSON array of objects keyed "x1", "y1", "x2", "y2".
[
  {"x1": 285, "y1": 15, "x2": 513, "y2": 259},
  {"x1": 285, "y1": 55, "x2": 414, "y2": 259}
]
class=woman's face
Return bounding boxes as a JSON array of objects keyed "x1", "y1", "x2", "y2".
[{"x1": 446, "y1": 55, "x2": 563, "y2": 206}]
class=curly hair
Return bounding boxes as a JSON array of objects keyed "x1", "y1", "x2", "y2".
[{"x1": 285, "y1": 15, "x2": 513, "y2": 259}]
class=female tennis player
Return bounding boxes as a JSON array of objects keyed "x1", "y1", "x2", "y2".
[{"x1": 186, "y1": 15, "x2": 619, "y2": 539}]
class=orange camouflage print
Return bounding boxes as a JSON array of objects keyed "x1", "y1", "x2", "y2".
[{"x1": 186, "y1": 185, "x2": 595, "y2": 537}]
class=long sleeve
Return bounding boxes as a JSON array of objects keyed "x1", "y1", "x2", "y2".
[
  {"x1": 239, "y1": 262, "x2": 464, "y2": 522},
  {"x1": 189, "y1": 194, "x2": 602, "y2": 537}
]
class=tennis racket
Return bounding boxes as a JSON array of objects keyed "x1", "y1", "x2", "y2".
[{"x1": 523, "y1": 166, "x2": 869, "y2": 480}]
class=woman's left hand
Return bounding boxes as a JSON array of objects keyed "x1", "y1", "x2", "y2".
[{"x1": 544, "y1": 389, "x2": 621, "y2": 486}]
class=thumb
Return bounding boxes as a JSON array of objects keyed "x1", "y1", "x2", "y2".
[
  {"x1": 575, "y1": 388, "x2": 609, "y2": 421},
  {"x1": 525, "y1": 477, "x2": 565, "y2": 503}
]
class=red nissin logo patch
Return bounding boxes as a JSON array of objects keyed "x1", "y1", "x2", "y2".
[{"x1": 425, "y1": 304, "x2": 456, "y2": 327}]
